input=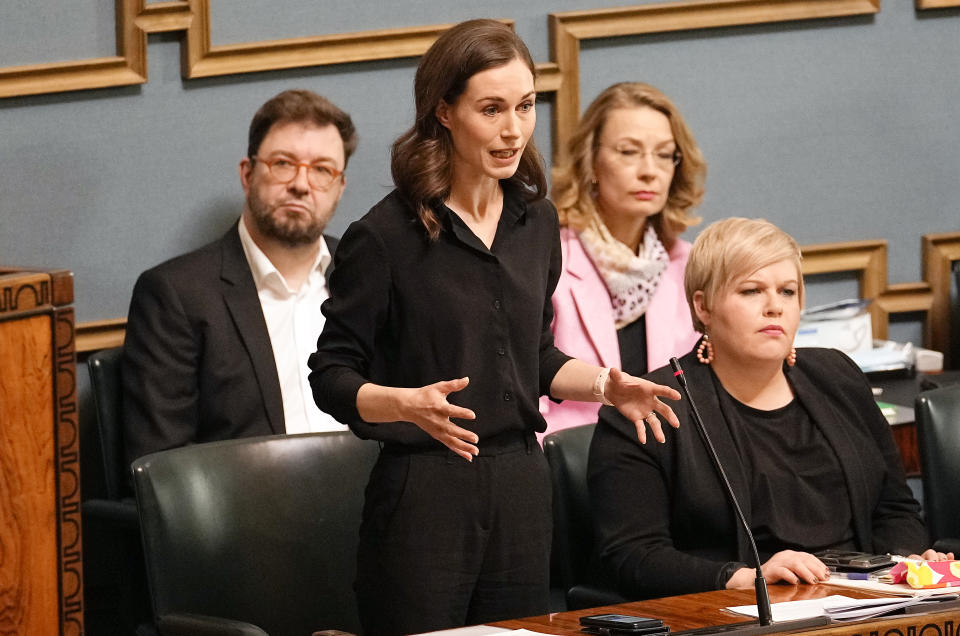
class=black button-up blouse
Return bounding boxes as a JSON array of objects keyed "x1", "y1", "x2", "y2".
[{"x1": 309, "y1": 186, "x2": 571, "y2": 448}]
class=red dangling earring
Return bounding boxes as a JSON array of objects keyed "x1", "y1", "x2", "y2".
[
  {"x1": 696, "y1": 335, "x2": 714, "y2": 364},
  {"x1": 786, "y1": 347, "x2": 797, "y2": 367}
]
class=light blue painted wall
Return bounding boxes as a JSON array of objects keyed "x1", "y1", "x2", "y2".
[{"x1": 1, "y1": 1, "x2": 957, "y2": 347}]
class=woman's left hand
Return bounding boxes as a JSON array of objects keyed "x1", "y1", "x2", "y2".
[
  {"x1": 604, "y1": 368, "x2": 681, "y2": 444},
  {"x1": 910, "y1": 549, "x2": 955, "y2": 561}
]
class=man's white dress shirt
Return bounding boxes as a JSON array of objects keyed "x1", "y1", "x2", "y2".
[{"x1": 238, "y1": 220, "x2": 346, "y2": 434}]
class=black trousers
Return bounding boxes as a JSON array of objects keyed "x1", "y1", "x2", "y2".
[{"x1": 356, "y1": 432, "x2": 552, "y2": 636}]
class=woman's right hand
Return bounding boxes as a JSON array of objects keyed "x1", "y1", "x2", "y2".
[
  {"x1": 910, "y1": 548, "x2": 955, "y2": 561},
  {"x1": 726, "y1": 550, "x2": 832, "y2": 589},
  {"x1": 395, "y1": 377, "x2": 479, "y2": 461}
]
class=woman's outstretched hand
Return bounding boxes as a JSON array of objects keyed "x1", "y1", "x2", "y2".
[
  {"x1": 604, "y1": 368, "x2": 681, "y2": 443},
  {"x1": 396, "y1": 377, "x2": 479, "y2": 461}
]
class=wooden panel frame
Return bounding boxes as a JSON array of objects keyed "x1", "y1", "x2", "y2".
[
  {"x1": 801, "y1": 240, "x2": 887, "y2": 338},
  {"x1": 3, "y1": 1, "x2": 880, "y2": 112},
  {"x1": 548, "y1": 0, "x2": 881, "y2": 158},
  {"x1": 922, "y1": 232, "x2": 960, "y2": 368},
  {"x1": 0, "y1": 0, "x2": 145, "y2": 99},
  {"x1": 75, "y1": 317, "x2": 127, "y2": 353},
  {"x1": 916, "y1": 0, "x2": 960, "y2": 8},
  {"x1": 0, "y1": 1, "x2": 556, "y2": 98},
  {"x1": 2, "y1": 0, "x2": 947, "y2": 353},
  {"x1": 798, "y1": 239, "x2": 926, "y2": 342}
]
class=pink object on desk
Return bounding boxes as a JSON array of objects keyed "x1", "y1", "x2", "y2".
[{"x1": 890, "y1": 560, "x2": 960, "y2": 588}]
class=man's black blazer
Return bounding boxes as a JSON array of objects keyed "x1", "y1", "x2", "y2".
[{"x1": 121, "y1": 220, "x2": 338, "y2": 468}]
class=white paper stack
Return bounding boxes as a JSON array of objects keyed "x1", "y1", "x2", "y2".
[{"x1": 728, "y1": 594, "x2": 959, "y2": 623}]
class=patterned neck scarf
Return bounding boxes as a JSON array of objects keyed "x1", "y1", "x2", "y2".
[{"x1": 578, "y1": 217, "x2": 669, "y2": 328}]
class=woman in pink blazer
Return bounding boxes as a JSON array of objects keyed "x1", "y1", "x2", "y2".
[{"x1": 541, "y1": 83, "x2": 707, "y2": 438}]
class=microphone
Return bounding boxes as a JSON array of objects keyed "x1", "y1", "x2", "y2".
[{"x1": 668, "y1": 357, "x2": 828, "y2": 636}]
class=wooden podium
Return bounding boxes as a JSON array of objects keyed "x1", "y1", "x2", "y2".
[{"x1": 0, "y1": 268, "x2": 84, "y2": 635}]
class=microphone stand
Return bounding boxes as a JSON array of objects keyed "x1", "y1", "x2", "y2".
[{"x1": 668, "y1": 358, "x2": 829, "y2": 636}]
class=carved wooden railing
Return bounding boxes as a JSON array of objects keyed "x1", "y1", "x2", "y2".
[{"x1": 0, "y1": 267, "x2": 84, "y2": 635}]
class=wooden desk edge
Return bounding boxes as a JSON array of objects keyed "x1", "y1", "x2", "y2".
[{"x1": 489, "y1": 585, "x2": 960, "y2": 635}]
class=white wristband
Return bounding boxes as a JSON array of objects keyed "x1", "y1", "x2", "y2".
[{"x1": 592, "y1": 367, "x2": 614, "y2": 406}]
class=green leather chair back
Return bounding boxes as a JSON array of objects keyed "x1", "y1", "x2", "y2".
[{"x1": 133, "y1": 431, "x2": 378, "y2": 635}]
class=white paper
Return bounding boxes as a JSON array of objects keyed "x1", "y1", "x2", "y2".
[
  {"x1": 415, "y1": 626, "x2": 514, "y2": 636},
  {"x1": 828, "y1": 595, "x2": 959, "y2": 621},
  {"x1": 728, "y1": 593, "x2": 957, "y2": 623},
  {"x1": 728, "y1": 595, "x2": 856, "y2": 621},
  {"x1": 827, "y1": 576, "x2": 960, "y2": 597},
  {"x1": 823, "y1": 596, "x2": 921, "y2": 620},
  {"x1": 415, "y1": 628, "x2": 561, "y2": 636}
]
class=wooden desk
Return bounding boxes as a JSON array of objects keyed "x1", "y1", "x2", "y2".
[{"x1": 491, "y1": 585, "x2": 960, "y2": 635}]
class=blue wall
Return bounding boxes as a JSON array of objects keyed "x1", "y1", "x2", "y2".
[{"x1": 1, "y1": 0, "x2": 957, "y2": 345}]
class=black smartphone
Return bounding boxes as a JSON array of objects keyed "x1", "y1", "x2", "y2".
[
  {"x1": 580, "y1": 613, "x2": 668, "y2": 635},
  {"x1": 815, "y1": 550, "x2": 895, "y2": 573}
]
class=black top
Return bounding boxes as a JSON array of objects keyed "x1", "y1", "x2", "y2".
[
  {"x1": 588, "y1": 346, "x2": 928, "y2": 600},
  {"x1": 308, "y1": 187, "x2": 571, "y2": 448},
  {"x1": 725, "y1": 396, "x2": 856, "y2": 560},
  {"x1": 617, "y1": 315, "x2": 648, "y2": 376}
]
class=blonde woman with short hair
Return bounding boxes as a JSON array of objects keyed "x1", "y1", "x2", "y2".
[{"x1": 589, "y1": 217, "x2": 950, "y2": 600}]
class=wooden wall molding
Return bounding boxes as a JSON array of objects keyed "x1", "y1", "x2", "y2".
[
  {"x1": 800, "y1": 239, "x2": 899, "y2": 341},
  {"x1": 0, "y1": 0, "x2": 145, "y2": 99},
  {"x1": 2, "y1": 0, "x2": 882, "y2": 143},
  {"x1": 798, "y1": 238, "x2": 940, "y2": 343},
  {"x1": 922, "y1": 232, "x2": 960, "y2": 367},
  {"x1": 547, "y1": 0, "x2": 881, "y2": 158},
  {"x1": 876, "y1": 282, "x2": 934, "y2": 316},
  {"x1": 916, "y1": 0, "x2": 960, "y2": 8},
  {"x1": 0, "y1": 1, "x2": 570, "y2": 123},
  {"x1": 75, "y1": 317, "x2": 127, "y2": 354},
  {"x1": 0, "y1": 1, "x2": 519, "y2": 98}
]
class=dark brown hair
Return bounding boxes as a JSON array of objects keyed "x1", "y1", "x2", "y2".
[
  {"x1": 247, "y1": 89, "x2": 358, "y2": 167},
  {"x1": 552, "y1": 82, "x2": 706, "y2": 249},
  {"x1": 391, "y1": 19, "x2": 547, "y2": 240}
]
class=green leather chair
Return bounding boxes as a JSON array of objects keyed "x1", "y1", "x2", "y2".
[
  {"x1": 84, "y1": 346, "x2": 154, "y2": 635},
  {"x1": 86, "y1": 346, "x2": 138, "y2": 516},
  {"x1": 915, "y1": 384, "x2": 960, "y2": 555},
  {"x1": 544, "y1": 424, "x2": 626, "y2": 610},
  {"x1": 133, "y1": 431, "x2": 378, "y2": 636}
]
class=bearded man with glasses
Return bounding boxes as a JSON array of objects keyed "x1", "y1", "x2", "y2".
[{"x1": 121, "y1": 89, "x2": 357, "y2": 470}]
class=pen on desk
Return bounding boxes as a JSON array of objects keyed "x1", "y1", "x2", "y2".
[
  {"x1": 829, "y1": 568, "x2": 894, "y2": 582},
  {"x1": 830, "y1": 572, "x2": 876, "y2": 581}
]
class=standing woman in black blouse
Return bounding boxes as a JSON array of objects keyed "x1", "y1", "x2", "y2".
[{"x1": 309, "y1": 19, "x2": 681, "y2": 636}]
